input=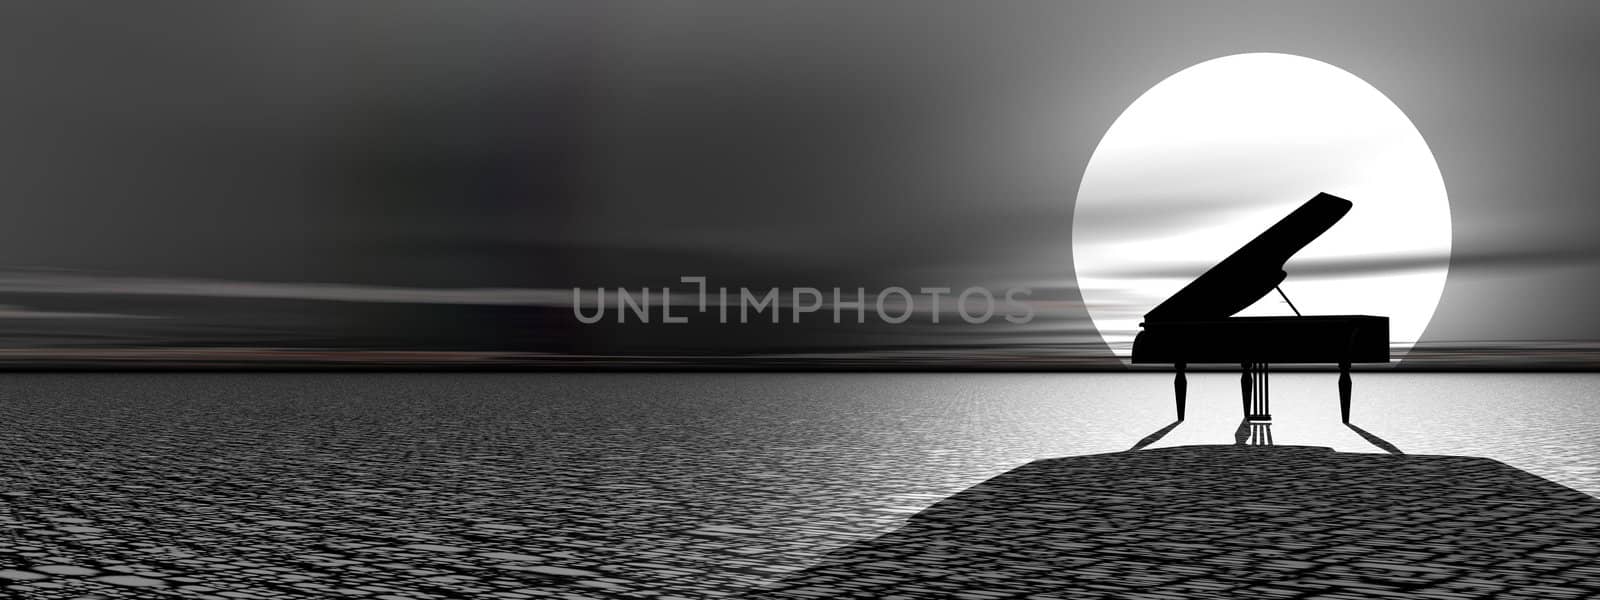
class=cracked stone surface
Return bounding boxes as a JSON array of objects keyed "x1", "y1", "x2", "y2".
[
  {"x1": 0, "y1": 373, "x2": 1593, "y2": 598},
  {"x1": 752, "y1": 446, "x2": 1600, "y2": 599}
]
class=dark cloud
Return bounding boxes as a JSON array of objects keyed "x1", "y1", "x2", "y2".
[{"x1": 0, "y1": 2, "x2": 1597, "y2": 362}]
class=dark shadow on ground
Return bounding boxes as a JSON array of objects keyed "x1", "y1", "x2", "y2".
[
  {"x1": 1234, "y1": 417, "x2": 1252, "y2": 444},
  {"x1": 1128, "y1": 420, "x2": 1181, "y2": 451},
  {"x1": 1245, "y1": 421, "x2": 1273, "y2": 445},
  {"x1": 1349, "y1": 423, "x2": 1405, "y2": 454},
  {"x1": 1231, "y1": 418, "x2": 1275, "y2": 446},
  {"x1": 750, "y1": 445, "x2": 1600, "y2": 599}
]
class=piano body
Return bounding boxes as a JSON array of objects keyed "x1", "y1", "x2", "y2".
[{"x1": 1131, "y1": 193, "x2": 1388, "y2": 423}]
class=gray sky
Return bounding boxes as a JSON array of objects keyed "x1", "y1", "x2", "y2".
[{"x1": 1, "y1": 2, "x2": 1598, "y2": 365}]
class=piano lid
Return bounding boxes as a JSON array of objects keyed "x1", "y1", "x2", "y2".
[{"x1": 1143, "y1": 192, "x2": 1352, "y2": 323}]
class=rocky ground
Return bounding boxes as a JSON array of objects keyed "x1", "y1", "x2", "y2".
[
  {"x1": 0, "y1": 373, "x2": 1592, "y2": 598},
  {"x1": 754, "y1": 445, "x2": 1600, "y2": 599}
]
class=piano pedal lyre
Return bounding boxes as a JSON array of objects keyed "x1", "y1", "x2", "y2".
[{"x1": 1244, "y1": 362, "x2": 1272, "y2": 422}]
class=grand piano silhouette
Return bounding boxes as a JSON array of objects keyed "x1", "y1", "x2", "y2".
[{"x1": 1132, "y1": 193, "x2": 1388, "y2": 424}]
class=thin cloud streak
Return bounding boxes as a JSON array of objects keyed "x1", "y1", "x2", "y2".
[
  {"x1": 1090, "y1": 245, "x2": 1599, "y2": 281},
  {"x1": 0, "y1": 304, "x2": 156, "y2": 320},
  {"x1": 0, "y1": 271, "x2": 1069, "y2": 317},
  {"x1": 0, "y1": 271, "x2": 574, "y2": 306}
]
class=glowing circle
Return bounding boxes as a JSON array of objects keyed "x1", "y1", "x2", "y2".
[{"x1": 1072, "y1": 53, "x2": 1450, "y2": 361}]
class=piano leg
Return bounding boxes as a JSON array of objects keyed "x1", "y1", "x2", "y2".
[
  {"x1": 1339, "y1": 362, "x2": 1352, "y2": 423},
  {"x1": 1174, "y1": 362, "x2": 1187, "y2": 421},
  {"x1": 1240, "y1": 363, "x2": 1251, "y2": 417}
]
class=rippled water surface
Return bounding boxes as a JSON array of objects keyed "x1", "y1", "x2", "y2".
[{"x1": 0, "y1": 372, "x2": 1592, "y2": 597}]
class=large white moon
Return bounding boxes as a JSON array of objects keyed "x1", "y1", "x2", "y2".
[{"x1": 1073, "y1": 53, "x2": 1450, "y2": 361}]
